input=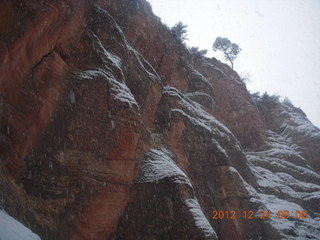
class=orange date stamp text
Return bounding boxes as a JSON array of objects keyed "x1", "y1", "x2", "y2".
[{"x1": 212, "y1": 210, "x2": 308, "y2": 220}]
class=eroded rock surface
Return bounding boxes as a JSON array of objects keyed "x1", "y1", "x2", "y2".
[{"x1": 1, "y1": 0, "x2": 319, "y2": 240}]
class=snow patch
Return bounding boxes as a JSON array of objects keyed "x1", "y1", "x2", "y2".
[
  {"x1": 138, "y1": 148, "x2": 191, "y2": 186},
  {"x1": 227, "y1": 167, "x2": 258, "y2": 197},
  {"x1": 185, "y1": 198, "x2": 217, "y2": 238},
  {"x1": 280, "y1": 106, "x2": 320, "y2": 139},
  {"x1": 76, "y1": 69, "x2": 139, "y2": 108},
  {"x1": 164, "y1": 86, "x2": 237, "y2": 143},
  {"x1": 0, "y1": 210, "x2": 41, "y2": 240},
  {"x1": 254, "y1": 194, "x2": 320, "y2": 239}
]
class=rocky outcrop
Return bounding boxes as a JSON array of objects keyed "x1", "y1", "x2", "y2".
[
  {"x1": 101, "y1": 0, "x2": 266, "y2": 150},
  {"x1": 0, "y1": 0, "x2": 319, "y2": 240},
  {"x1": 112, "y1": 86, "x2": 266, "y2": 240},
  {"x1": 246, "y1": 130, "x2": 320, "y2": 239},
  {"x1": 254, "y1": 94, "x2": 320, "y2": 173},
  {"x1": 1, "y1": 2, "x2": 162, "y2": 239}
]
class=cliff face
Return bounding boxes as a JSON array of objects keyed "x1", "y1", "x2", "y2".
[{"x1": 0, "y1": 1, "x2": 319, "y2": 240}]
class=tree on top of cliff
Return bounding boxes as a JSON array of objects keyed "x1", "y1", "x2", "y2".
[
  {"x1": 171, "y1": 21, "x2": 188, "y2": 42},
  {"x1": 212, "y1": 37, "x2": 241, "y2": 69}
]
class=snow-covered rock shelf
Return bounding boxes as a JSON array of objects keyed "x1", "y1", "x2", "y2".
[
  {"x1": 0, "y1": 210, "x2": 41, "y2": 240},
  {"x1": 246, "y1": 131, "x2": 320, "y2": 239}
]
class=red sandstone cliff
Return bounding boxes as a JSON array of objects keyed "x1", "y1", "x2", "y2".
[{"x1": 0, "y1": 1, "x2": 319, "y2": 240}]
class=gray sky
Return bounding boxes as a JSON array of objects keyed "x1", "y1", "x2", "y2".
[{"x1": 148, "y1": 0, "x2": 320, "y2": 127}]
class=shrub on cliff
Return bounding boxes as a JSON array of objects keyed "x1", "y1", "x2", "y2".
[
  {"x1": 189, "y1": 47, "x2": 208, "y2": 63},
  {"x1": 252, "y1": 92, "x2": 281, "y2": 129},
  {"x1": 189, "y1": 47, "x2": 207, "y2": 56},
  {"x1": 239, "y1": 72, "x2": 252, "y2": 84}
]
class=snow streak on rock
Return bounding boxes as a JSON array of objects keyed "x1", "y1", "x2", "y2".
[
  {"x1": 77, "y1": 69, "x2": 139, "y2": 109},
  {"x1": 138, "y1": 147, "x2": 191, "y2": 186},
  {"x1": 164, "y1": 86, "x2": 238, "y2": 144},
  {"x1": 185, "y1": 198, "x2": 218, "y2": 239},
  {"x1": 90, "y1": 31, "x2": 122, "y2": 71}
]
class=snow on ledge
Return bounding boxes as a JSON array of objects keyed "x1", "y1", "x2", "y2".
[{"x1": 0, "y1": 210, "x2": 41, "y2": 240}]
